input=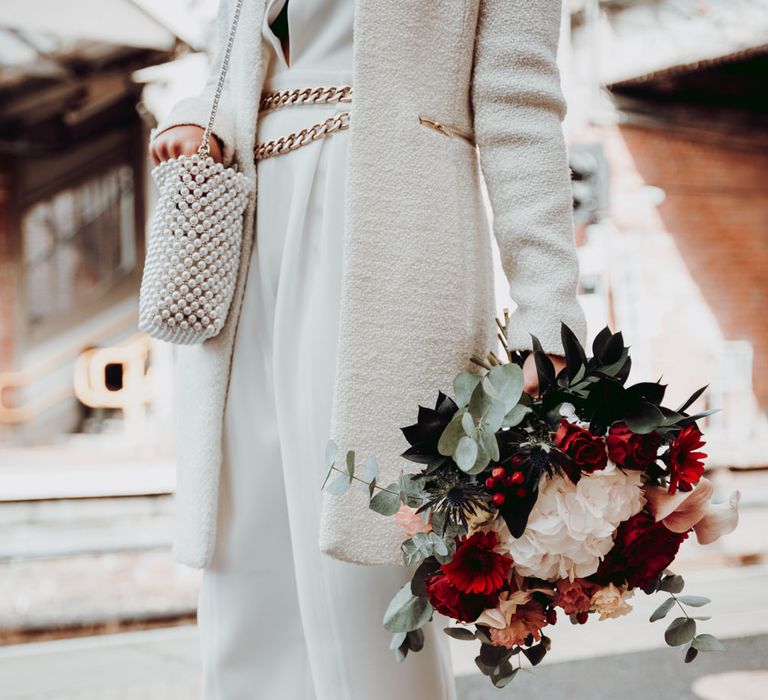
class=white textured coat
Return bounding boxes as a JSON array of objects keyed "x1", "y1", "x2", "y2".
[{"x1": 152, "y1": 0, "x2": 587, "y2": 569}]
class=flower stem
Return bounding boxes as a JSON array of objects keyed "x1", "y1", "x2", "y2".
[
  {"x1": 670, "y1": 593, "x2": 690, "y2": 620},
  {"x1": 328, "y1": 464, "x2": 400, "y2": 495}
]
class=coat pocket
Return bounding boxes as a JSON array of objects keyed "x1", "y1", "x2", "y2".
[{"x1": 417, "y1": 115, "x2": 476, "y2": 147}]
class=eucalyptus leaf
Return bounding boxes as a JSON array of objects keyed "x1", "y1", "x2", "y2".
[
  {"x1": 369, "y1": 484, "x2": 402, "y2": 516},
  {"x1": 502, "y1": 402, "x2": 531, "y2": 428},
  {"x1": 650, "y1": 597, "x2": 675, "y2": 622},
  {"x1": 437, "y1": 410, "x2": 466, "y2": 456},
  {"x1": 678, "y1": 595, "x2": 711, "y2": 607},
  {"x1": 406, "y1": 628, "x2": 425, "y2": 653},
  {"x1": 491, "y1": 662, "x2": 517, "y2": 688},
  {"x1": 461, "y1": 410, "x2": 477, "y2": 439},
  {"x1": 443, "y1": 626, "x2": 475, "y2": 641},
  {"x1": 684, "y1": 645, "x2": 699, "y2": 663},
  {"x1": 401, "y1": 538, "x2": 422, "y2": 567},
  {"x1": 325, "y1": 473, "x2": 350, "y2": 496},
  {"x1": 455, "y1": 436, "x2": 479, "y2": 471},
  {"x1": 468, "y1": 378, "x2": 507, "y2": 433},
  {"x1": 487, "y1": 362, "x2": 525, "y2": 411},
  {"x1": 478, "y1": 427, "x2": 500, "y2": 463},
  {"x1": 454, "y1": 372, "x2": 482, "y2": 408},
  {"x1": 474, "y1": 627, "x2": 492, "y2": 645},
  {"x1": 345, "y1": 450, "x2": 355, "y2": 480},
  {"x1": 363, "y1": 455, "x2": 379, "y2": 482},
  {"x1": 691, "y1": 634, "x2": 725, "y2": 652},
  {"x1": 324, "y1": 439, "x2": 339, "y2": 469},
  {"x1": 389, "y1": 631, "x2": 407, "y2": 650},
  {"x1": 659, "y1": 574, "x2": 685, "y2": 594},
  {"x1": 466, "y1": 436, "x2": 493, "y2": 475},
  {"x1": 665, "y1": 617, "x2": 696, "y2": 647},
  {"x1": 382, "y1": 583, "x2": 433, "y2": 633},
  {"x1": 429, "y1": 532, "x2": 449, "y2": 556}
]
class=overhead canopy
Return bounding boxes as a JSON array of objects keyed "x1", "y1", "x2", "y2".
[
  {"x1": 572, "y1": 0, "x2": 768, "y2": 87},
  {"x1": 0, "y1": 0, "x2": 178, "y2": 51}
]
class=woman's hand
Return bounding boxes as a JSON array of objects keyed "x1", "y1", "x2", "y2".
[
  {"x1": 522, "y1": 352, "x2": 567, "y2": 397},
  {"x1": 149, "y1": 125, "x2": 223, "y2": 165}
]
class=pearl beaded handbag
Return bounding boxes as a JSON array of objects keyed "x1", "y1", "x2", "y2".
[{"x1": 138, "y1": 0, "x2": 250, "y2": 345}]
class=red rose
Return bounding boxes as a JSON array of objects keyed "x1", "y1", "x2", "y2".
[
  {"x1": 592, "y1": 511, "x2": 688, "y2": 591},
  {"x1": 606, "y1": 422, "x2": 661, "y2": 470},
  {"x1": 425, "y1": 570, "x2": 499, "y2": 623},
  {"x1": 440, "y1": 530, "x2": 513, "y2": 595},
  {"x1": 554, "y1": 419, "x2": 608, "y2": 473},
  {"x1": 667, "y1": 425, "x2": 707, "y2": 495}
]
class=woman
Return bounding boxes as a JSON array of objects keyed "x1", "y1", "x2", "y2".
[{"x1": 149, "y1": 0, "x2": 585, "y2": 697}]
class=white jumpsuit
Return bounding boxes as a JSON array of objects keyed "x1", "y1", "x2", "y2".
[{"x1": 195, "y1": 1, "x2": 457, "y2": 698}]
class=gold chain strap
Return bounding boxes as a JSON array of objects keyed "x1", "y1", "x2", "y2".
[
  {"x1": 255, "y1": 110, "x2": 351, "y2": 161},
  {"x1": 259, "y1": 85, "x2": 353, "y2": 112}
]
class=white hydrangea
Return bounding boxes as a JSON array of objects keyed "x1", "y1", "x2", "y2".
[{"x1": 502, "y1": 461, "x2": 646, "y2": 582}]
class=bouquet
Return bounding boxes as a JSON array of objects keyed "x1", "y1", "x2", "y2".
[{"x1": 322, "y1": 313, "x2": 740, "y2": 688}]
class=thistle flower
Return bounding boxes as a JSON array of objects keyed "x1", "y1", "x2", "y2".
[{"x1": 417, "y1": 470, "x2": 493, "y2": 530}]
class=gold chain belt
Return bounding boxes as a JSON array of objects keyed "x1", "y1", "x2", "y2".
[{"x1": 255, "y1": 85, "x2": 352, "y2": 160}]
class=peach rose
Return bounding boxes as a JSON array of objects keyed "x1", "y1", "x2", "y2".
[
  {"x1": 395, "y1": 504, "x2": 432, "y2": 537},
  {"x1": 554, "y1": 578, "x2": 598, "y2": 615},
  {"x1": 488, "y1": 599, "x2": 549, "y2": 648},
  {"x1": 590, "y1": 583, "x2": 633, "y2": 621}
]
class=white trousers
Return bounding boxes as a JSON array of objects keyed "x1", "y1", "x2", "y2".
[{"x1": 196, "y1": 68, "x2": 457, "y2": 700}]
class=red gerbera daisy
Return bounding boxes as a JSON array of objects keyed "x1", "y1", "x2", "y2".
[
  {"x1": 667, "y1": 424, "x2": 707, "y2": 495},
  {"x1": 441, "y1": 530, "x2": 512, "y2": 595}
]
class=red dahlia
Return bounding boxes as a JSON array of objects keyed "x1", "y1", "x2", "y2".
[
  {"x1": 554, "y1": 419, "x2": 608, "y2": 473},
  {"x1": 606, "y1": 422, "x2": 661, "y2": 470},
  {"x1": 440, "y1": 531, "x2": 512, "y2": 596},
  {"x1": 425, "y1": 570, "x2": 498, "y2": 623},
  {"x1": 667, "y1": 425, "x2": 707, "y2": 495},
  {"x1": 592, "y1": 510, "x2": 689, "y2": 591}
]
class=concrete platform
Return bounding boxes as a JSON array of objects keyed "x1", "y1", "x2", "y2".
[{"x1": 0, "y1": 566, "x2": 766, "y2": 699}]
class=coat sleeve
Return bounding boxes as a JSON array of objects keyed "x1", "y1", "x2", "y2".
[
  {"x1": 470, "y1": 0, "x2": 587, "y2": 355},
  {"x1": 150, "y1": 0, "x2": 238, "y2": 165}
]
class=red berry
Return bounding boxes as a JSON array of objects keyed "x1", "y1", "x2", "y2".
[
  {"x1": 546, "y1": 609, "x2": 557, "y2": 625},
  {"x1": 515, "y1": 487, "x2": 527, "y2": 498},
  {"x1": 576, "y1": 611, "x2": 588, "y2": 624},
  {"x1": 491, "y1": 466, "x2": 506, "y2": 480},
  {"x1": 511, "y1": 471, "x2": 525, "y2": 485},
  {"x1": 485, "y1": 477, "x2": 497, "y2": 490},
  {"x1": 503, "y1": 475, "x2": 516, "y2": 487},
  {"x1": 511, "y1": 454, "x2": 524, "y2": 466},
  {"x1": 492, "y1": 492, "x2": 506, "y2": 506}
]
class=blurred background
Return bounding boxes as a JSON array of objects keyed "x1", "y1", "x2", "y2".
[{"x1": 0, "y1": 0, "x2": 766, "y2": 698}]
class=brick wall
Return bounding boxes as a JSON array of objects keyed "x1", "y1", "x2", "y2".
[
  {"x1": 0, "y1": 173, "x2": 16, "y2": 374},
  {"x1": 617, "y1": 124, "x2": 768, "y2": 408}
]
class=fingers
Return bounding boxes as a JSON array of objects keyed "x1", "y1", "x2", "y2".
[
  {"x1": 169, "y1": 137, "x2": 203, "y2": 159},
  {"x1": 148, "y1": 127, "x2": 223, "y2": 165}
]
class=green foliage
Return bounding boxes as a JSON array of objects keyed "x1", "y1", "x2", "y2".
[
  {"x1": 691, "y1": 634, "x2": 726, "y2": 652},
  {"x1": 677, "y1": 595, "x2": 711, "y2": 607},
  {"x1": 443, "y1": 626, "x2": 476, "y2": 641},
  {"x1": 369, "y1": 483, "x2": 401, "y2": 515},
  {"x1": 651, "y1": 573, "x2": 723, "y2": 662},
  {"x1": 383, "y1": 583, "x2": 433, "y2": 633},
  {"x1": 401, "y1": 531, "x2": 449, "y2": 567},
  {"x1": 658, "y1": 573, "x2": 685, "y2": 594},
  {"x1": 665, "y1": 617, "x2": 696, "y2": 646},
  {"x1": 650, "y1": 597, "x2": 675, "y2": 622}
]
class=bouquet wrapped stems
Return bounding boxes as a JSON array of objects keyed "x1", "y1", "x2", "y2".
[{"x1": 323, "y1": 317, "x2": 739, "y2": 689}]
